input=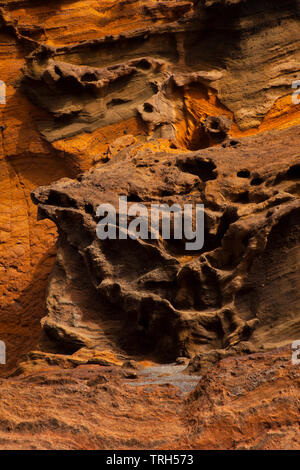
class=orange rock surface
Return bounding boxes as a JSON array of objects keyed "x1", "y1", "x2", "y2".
[
  {"x1": 0, "y1": 0, "x2": 299, "y2": 450},
  {"x1": 0, "y1": 346, "x2": 298, "y2": 450}
]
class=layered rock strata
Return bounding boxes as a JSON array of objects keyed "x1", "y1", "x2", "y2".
[{"x1": 32, "y1": 126, "x2": 300, "y2": 362}]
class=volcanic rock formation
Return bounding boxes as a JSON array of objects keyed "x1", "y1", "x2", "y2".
[
  {"x1": 0, "y1": 0, "x2": 299, "y2": 450},
  {"x1": 31, "y1": 126, "x2": 300, "y2": 364}
]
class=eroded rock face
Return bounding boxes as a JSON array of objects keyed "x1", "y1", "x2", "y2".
[
  {"x1": 0, "y1": 346, "x2": 298, "y2": 450},
  {"x1": 32, "y1": 125, "x2": 300, "y2": 362},
  {"x1": 0, "y1": 0, "x2": 300, "y2": 451},
  {"x1": 0, "y1": 0, "x2": 299, "y2": 374},
  {"x1": 184, "y1": 346, "x2": 300, "y2": 450},
  {"x1": 21, "y1": 0, "x2": 300, "y2": 144}
]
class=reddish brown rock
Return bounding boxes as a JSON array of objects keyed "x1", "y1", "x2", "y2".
[
  {"x1": 0, "y1": 0, "x2": 299, "y2": 450},
  {"x1": 0, "y1": 347, "x2": 298, "y2": 449},
  {"x1": 1, "y1": 0, "x2": 300, "y2": 374},
  {"x1": 31, "y1": 126, "x2": 300, "y2": 362},
  {"x1": 184, "y1": 346, "x2": 300, "y2": 450}
]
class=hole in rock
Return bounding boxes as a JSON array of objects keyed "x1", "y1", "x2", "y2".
[
  {"x1": 251, "y1": 176, "x2": 264, "y2": 186},
  {"x1": 144, "y1": 103, "x2": 154, "y2": 113},
  {"x1": 84, "y1": 203, "x2": 94, "y2": 215},
  {"x1": 234, "y1": 191, "x2": 249, "y2": 203},
  {"x1": 126, "y1": 192, "x2": 143, "y2": 202},
  {"x1": 132, "y1": 58, "x2": 152, "y2": 70},
  {"x1": 54, "y1": 65, "x2": 63, "y2": 77},
  {"x1": 81, "y1": 72, "x2": 98, "y2": 82},
  {"x1": 286, "y1": 164, "x2": 300, "y2": 180},
  {"x1": 176, "y1": 157, "x2": 217, "y2": 181},
  {"x1": 237, "y1": 169, "x2": 250, "y2": 178}
]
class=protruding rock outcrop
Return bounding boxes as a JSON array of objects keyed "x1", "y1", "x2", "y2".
[
  {"x1": 32, "y1": 125, "x2": 300, "y2": 361},
  {"x1": 0, "y1": 0, "x2": 299, "y2": 450}
]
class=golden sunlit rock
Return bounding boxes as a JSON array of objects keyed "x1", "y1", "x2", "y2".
[{"x1": 0, "y1": 0, "x2": 299, "y2": 450}]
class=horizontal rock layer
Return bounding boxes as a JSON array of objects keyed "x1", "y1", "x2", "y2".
[
  {"x1": 0, "y1": 346, "x2": 298, "y2": 449},
  {"x1": 32, "y1": 125, "x2": 300, "y2": 361},
  {"x1": 0, "y1": 0, "x2": 299, "y2": 450}
]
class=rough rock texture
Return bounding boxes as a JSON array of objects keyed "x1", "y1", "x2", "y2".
[
  {"x1": 0, "y1": 0, "x2": 300, "y2": 374},
  {"x1": 0, "y1": 347, "x2": 298, "y2": 450},
  {"x1": 31, "y1": 126, "x2": 300, "y2": 362},
  {"x1": 184, "y1": 346, "x2": 300, "y2": 450},
  {"x1": 20, "y1": 0, "x2": 300, "y2": 144},
  {"x1": 0, "y1": 0, "x2": 299, "y2": 450}
]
